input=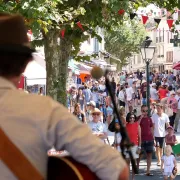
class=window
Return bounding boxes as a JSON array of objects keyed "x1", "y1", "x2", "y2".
[
  {"x1": 138, "y1": 55, "x2": 141, "y2": 63},
  {"x1": 159, "y1": 36, "x2": 163, "y2": 42},
  {"x1": 94, "y1": 38, "x2": 99, "y2": 53},
  {"x1": 156, "y1": 37, "x2": 159, "y2": 43},
  {"x1": 167, "y1": 32, "x2": 169, "y2": 43},
  {"x1": 166, "y1": 51, "x2": 173, "y2": 62}
]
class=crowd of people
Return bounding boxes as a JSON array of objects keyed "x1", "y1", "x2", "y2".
[{"x1": 66, "y1": 70, "x2": 180, "y2": 180}]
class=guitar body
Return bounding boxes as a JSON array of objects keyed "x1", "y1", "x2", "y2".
[{"x1": 47, "y1": 156, "x2": 100, "y2": 180}]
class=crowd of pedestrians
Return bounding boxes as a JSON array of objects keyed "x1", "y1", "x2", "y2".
[{"x1": 66, "y1": 70, "x2": 180, "y2": 180}]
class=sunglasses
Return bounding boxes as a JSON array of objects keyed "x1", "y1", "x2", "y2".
[
  {"x1": 142, "y1": 110, "x2": 148, "y2": 112},
  {"x1": 130, "y1": 117, "x2": 135, "y2": 119},
  {"x1": 92, "y1": 113, "x2": 100, "y2": 116}
]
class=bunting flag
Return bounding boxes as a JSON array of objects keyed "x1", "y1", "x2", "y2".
[
  {"x1": 118, "y1": 9, "x2": 125, "y2": 15},
  {"x1": 61, "y1": 29, "x2": 65, "y2": 38},
  {"x1": 142, "y1": 15, "x2": 148, "y2": 24},
  {"x1": 167, "y1": 19, "x2": 174, "y2": 29},
  {"x1": 27, "y1": 30, "x2": 32, "y2": 41},
  {"x1": 154, "y1": 18, "x2": 161, "y2": 25},
  {"x1": 76, "y1": 21, "x2": 84, "y2": 31},
  {"x1": 130, "y1": 13, "x2": 136, "y2": 20}
]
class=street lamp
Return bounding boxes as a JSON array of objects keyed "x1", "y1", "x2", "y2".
[{"x1": 140, "y1": 36, "x2": 156, "y2": 116}]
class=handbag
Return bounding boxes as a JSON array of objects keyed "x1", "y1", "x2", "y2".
[
  {"x1": 108, "y1": 117, "x2": 116, "y2": 132},
  {"x1": 165, "y1": 107, "x2": 173, "y2": 117}
]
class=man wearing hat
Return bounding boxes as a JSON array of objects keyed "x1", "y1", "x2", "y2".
[
  {"x1": 174, "y1": 89, "x2": 180, "y2": 132},
  {"x1": 88, "y1": 108, "x2": 107, "y2": 140},
  {"x1": 0, "y1": 13, "x2": 128, "y2": 180}
]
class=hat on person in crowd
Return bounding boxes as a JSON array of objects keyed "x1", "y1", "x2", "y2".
[
  {"x1": 177, "y1": 89, "x2": 180, "y2": 93},
  {"x1": 89, "y1": 101, "x2": 96, "y2": 107},
  {"x1": 95, "y1": 81, "x2": 98, "y2": 84},
  {"x1": 156, "y1": 103, "x2": 163, "y2": 107},
  {"x1": 0, "y1": 13, "x2": 35, "y2": 55},
  {"x1": 133, "y1": 79, "x2": 138, "y2": 82},
  {"x1": 170, "y1": 91, "x2": 176, "y2": 96},
  {"x1": 142, "y1": 79, "x2": 146, "y2": 84},
  {"x1": 91, "y1": 108, "x2": 101, "y2": 114},
  {"x1": 129, "y1": 75, "x2": 133, "y2": 78},
  {"x1": 166, "y1": 126, "x2": 174, "y2": 131},
  {"x1": 86, "y1": 102, "x2": 90, "y2": 106},
  {"x1": 152, "y1": 83, "x2": 157, "y2": 87}
]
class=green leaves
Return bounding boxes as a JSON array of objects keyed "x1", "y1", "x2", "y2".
[{"x1": 105, "y1": 20, "x2": 146, "y2": 67}]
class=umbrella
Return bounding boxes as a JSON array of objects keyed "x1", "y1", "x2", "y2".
[{"x1": 173, "y1": 62, "x2": 180, "y2": 70}]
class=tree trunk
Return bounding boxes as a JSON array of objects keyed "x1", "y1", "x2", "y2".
[{"x1": 44, "y1": 29, "x2": 72, "y2": 106}]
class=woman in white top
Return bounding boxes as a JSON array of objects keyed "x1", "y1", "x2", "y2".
[{"x1": 118, "y1": 86, "x2": 126, "y2": 108}]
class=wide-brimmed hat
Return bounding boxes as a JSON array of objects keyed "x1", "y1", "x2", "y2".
[
  {"x1": 152, "y1": 83, "x2": 157, "y2": 87},
  {"x1": 142, "y1": 79, "x2": 146, "y2": 84},
  {"x1": 170, "y1": 91, "x2": 176, "y2": 95},
  {"x1": 91, "y1": 108, "x2": 101, "y2": 114},
  {"x1": 0, "y1": 13, "x2": 35, "y2": 55},
  {"x1": 177, "y1": 89, "x2": 180, "y2": 93},
  {"x1": 89, "y1": 101, "x2": 96, "y2": 107}
]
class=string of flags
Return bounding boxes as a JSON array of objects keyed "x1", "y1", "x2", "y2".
[{"x1": 27, "y1": 8, "x2": 179, "y2": 38}]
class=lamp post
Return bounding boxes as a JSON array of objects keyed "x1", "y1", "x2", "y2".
[{"x1": 140, "y1": 37, "x2": 156, "y2": 116}]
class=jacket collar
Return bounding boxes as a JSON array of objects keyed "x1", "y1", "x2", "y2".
[{"x1": 0, "y1": 76, "x2": 16, "y2": 90}]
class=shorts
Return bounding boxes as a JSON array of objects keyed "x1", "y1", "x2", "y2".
[
  {"x1": 124, "y1": 145, "x2": 139, "y2": 159},
  {"x1": 141, "y1": 140, "x2": 154, "y2": 153},
  {"x1": 142, "y1": 98, "x2": 147, "y2": 105},
  {"x1": 155, "y1": 137, "x2": 165, "y2": 148}
]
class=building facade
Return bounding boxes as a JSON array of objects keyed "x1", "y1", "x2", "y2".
[{"x1": 125, "y1": 8, "x2": 180, "y2": 73}]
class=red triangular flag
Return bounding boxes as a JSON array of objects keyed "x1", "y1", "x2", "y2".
[
  {"x1": 61, "y1": 29, "x2": 65, "y2": 38},
  {"x1": 142, "y1": 15, "x2": 148, "y2": 24},
  {"x1": 77, "y1": 21, "x2": 84, "y2": 31},
  {"x1": 118, "y1": 9, "x2": 125, "y2": 15},
  {"x1": 167, "y1": 19, "x2": 174, "y2": 29}
]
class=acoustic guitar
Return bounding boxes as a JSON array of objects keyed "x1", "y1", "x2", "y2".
[{"x1": 47, "y1": 152, "x2": 100, "y2": 180}]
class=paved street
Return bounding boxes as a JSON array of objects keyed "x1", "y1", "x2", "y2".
[{"x1": 107, "y1": 132, "x2": 180, "y2": 179}]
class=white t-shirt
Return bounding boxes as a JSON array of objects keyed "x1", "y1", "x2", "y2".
[
  {"x1": 88, "y1": 121, "x2": 107, "y2": 134},
  {"x1": 150, "y1": 88, "x2": 159, "y2": 100},
  {"x1": 152, "y1": 113, "x2": 169, "y2": 137},
  {"x1": 126, "y1": 87, "x2": 134, "y2": 101},
  {"x1": 175, "y1": 95, "x2": 180, "y2": 109}
]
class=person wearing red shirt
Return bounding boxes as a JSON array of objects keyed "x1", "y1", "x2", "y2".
[
  {"x1": 125, "y1": 113, "x2": 141, "y2": 180},
  {"x1": 137, "y1": 105, "x2": 154, "y2": 176},
  {"x1": 158, "y1": 85, "x2": 169, "y2": 100}
]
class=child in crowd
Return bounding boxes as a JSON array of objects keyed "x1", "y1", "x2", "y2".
[
  {"x1": 161, "y1": 145, "x2": 177, "y2": 180},
  {"x1": 165, "y1": 126, "x2": 178, "y2": 147}
]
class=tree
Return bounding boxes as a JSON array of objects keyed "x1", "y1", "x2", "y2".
[
  {"x1": 131, "y1": 0, "x2": 179, "y2": 11},
  {"x1": 105, "y1": 20, "x2": 146, "y2": 69},
  {"x1": 0, "y1": 0, "x2": 132, "y2": 105}
]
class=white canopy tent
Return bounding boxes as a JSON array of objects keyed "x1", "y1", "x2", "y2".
[{"x1": 24, "y1": 60, "x2": 46, "y2": 85}]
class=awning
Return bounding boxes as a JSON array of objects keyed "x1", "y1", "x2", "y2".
[
  {"x1": 74, "y1": 62, "x2": 92, "y2": 75},
  {"x1": 24, "y1": 60, "x2": 46, "y2": 85},
  {"x1": 68, "y1": 59, "x2": 80, "y2": 74},
  {"x1": 173, "y1": 62, "x2": 180, "y2": 70}
]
